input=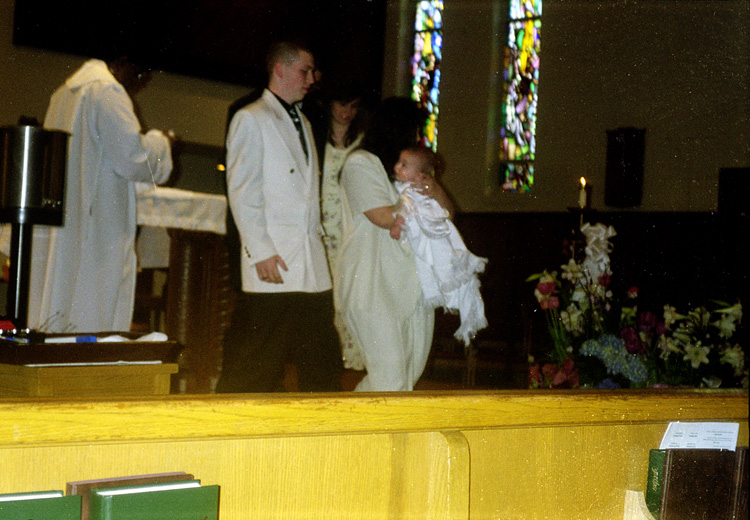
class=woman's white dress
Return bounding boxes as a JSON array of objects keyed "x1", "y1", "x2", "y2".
[
  {"x1": 320, "y1": 135, "x2": 364, "y2": 370},
  {"x1": 336, "y1": 150, "x2": 434, "y2": 391}
]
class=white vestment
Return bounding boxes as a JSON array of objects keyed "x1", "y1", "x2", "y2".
[
  {"x1": 395, "y1": 181, "x2": 488, "y2": 346},
  {"x1": 28, "y1": 59, "x2": 172, "y2": 332}
]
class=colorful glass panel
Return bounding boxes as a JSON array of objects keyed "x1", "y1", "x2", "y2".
[
  {"x1": 500, "y1": 0, "x2": 541, "y2": 193},
  {"x1": 411, "y1": 0, "x2": 443, "y2": 151}
]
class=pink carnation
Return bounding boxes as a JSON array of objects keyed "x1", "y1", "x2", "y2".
[{"x1": 536, "y1": 281, "x2": 557, "y2": 295}]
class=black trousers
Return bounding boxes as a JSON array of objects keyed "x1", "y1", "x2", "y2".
[{"x1": 216, "y1": 290, "x2": 343, "y2": 393}]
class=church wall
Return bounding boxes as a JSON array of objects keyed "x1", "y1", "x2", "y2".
[{"x1": 387, "y1": 0, "x2": 749, "y2": 212}]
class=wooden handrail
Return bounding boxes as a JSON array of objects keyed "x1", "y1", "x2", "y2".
[{"x1": 1, "y1": 389, "x2": 746, "y2": 446}]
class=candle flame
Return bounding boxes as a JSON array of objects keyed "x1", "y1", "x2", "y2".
[{"x1": 580, "y1": 177, "x2": 586, "y2": 188}]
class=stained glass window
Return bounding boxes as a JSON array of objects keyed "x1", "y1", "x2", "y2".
[
  {"x1": 411, "y1": 0, "x2": 443, "y2": 151},
  {"x1": 500, "y1": 0, "x2": 541, "y2": 193}
]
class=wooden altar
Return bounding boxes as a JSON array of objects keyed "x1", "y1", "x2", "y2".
[{"x1": 1, "y1": 389, "x2": 746, "y2": 519}]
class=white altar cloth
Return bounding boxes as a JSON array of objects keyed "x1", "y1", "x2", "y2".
[
  {"x1": 0, "y1": 187, "x2": 227, "y2": 270},
  {"x1": 135, "y1": 186, "x2": 227, "y2": 269},
  {"x1": 135, "y1": 186, "x2": 226, "y2": 235}
]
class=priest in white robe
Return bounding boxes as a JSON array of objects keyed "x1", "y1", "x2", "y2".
[{"x1": 28, "y1": 57, "x2": 173, "y2": 333}]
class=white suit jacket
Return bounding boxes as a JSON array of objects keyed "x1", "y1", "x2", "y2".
[
  {"x1": 225, "y1": 89, "x2": 331, "y2": 293},
  {"x1": 29, "y1": 59, "x2": 172, "y2": 333}
]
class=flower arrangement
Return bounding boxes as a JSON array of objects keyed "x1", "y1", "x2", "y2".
[{"x1": 528, "y1": 222, "x2": 747, "y2": 389}]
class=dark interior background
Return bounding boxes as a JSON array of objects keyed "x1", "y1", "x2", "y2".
[{"x1": 12, "y1": 0, "x2": 387, "y2": 91}]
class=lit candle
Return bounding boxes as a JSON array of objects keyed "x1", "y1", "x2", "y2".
[{"x1": 579, "y1": 177, "x2": 587, "y2": 209}]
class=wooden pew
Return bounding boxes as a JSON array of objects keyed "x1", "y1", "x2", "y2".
[{"x1": 0, "y1": 390, "x2": 746, "y2": 519}]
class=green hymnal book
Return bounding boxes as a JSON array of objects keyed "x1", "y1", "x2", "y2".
[
  {"x1": 0, "y1": 490, "x2": 81, "y2": 519},
  {"x1": 88, "y1": 480, "x2": 219, "y2": 520},
  {"x1": 645, "y1": 449, "x2": 666, "y2": 518},
  {"x1": 67, "y1": 472, "x2": 195, "y2": 520}
]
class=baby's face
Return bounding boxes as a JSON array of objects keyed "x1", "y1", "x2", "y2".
[{"x1": 394, "y1": 151, "x2": 423, "y2": 183}]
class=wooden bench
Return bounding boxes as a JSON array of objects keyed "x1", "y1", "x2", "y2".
[{"x1": 1, "y1": 389, "x2": 746, "y2": 519}]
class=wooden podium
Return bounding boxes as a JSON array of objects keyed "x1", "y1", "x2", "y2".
[
  {"x1": 0, "y1": 336, "x2": 181, "y2": 397},
  {"x1": 0, "y1": 363, "x2": 177, "y2": 397}
]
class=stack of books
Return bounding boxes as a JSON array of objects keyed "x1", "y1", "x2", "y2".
[{"x1": 0, "y1": 472, "x2": 219, "y2": 520}]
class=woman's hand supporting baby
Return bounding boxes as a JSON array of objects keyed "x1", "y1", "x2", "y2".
[{"x1": 390, "y1": 214, "x2": 405, "y2": 240}]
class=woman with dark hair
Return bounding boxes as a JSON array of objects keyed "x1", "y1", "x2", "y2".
[
  {"x1": 336, "y1": 97, "x2": 451, "y2": 391},
  {"x1": 315, "y1": 79, "x2": 368, "y2": 371}
]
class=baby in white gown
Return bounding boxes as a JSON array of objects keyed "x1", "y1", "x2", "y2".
[{"x1": 390, "y1": 146, "x2": 488, "y2": 346}]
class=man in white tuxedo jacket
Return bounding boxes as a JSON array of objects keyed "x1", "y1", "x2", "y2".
[{"x1": 217, "y1": 41, "x2": 342, "y2": 392}]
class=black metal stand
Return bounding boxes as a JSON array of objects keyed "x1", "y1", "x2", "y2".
[
  {"x1": 1, "y1": 125, "x2": 68, "y2": 330},
  {"x1": 5, "y1": 222, "x2": 33, "y2": 328}
]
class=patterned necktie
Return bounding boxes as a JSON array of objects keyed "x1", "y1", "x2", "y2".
[{"x1": 287, "y1": 104, "x2": 308, "y2": 161}]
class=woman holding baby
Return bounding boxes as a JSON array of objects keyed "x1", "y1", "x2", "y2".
[{"x1": 336, "y1": 97, "x2": 452, "y2": 391}]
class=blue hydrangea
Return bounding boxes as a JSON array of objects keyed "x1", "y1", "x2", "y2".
[{"x1": 580, "y1": 334, "x2": 648, "y2": 384}]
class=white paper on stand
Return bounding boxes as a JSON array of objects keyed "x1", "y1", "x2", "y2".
[{"x1": 659, "y1": 421, "x2": 739, "y2": 451}]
